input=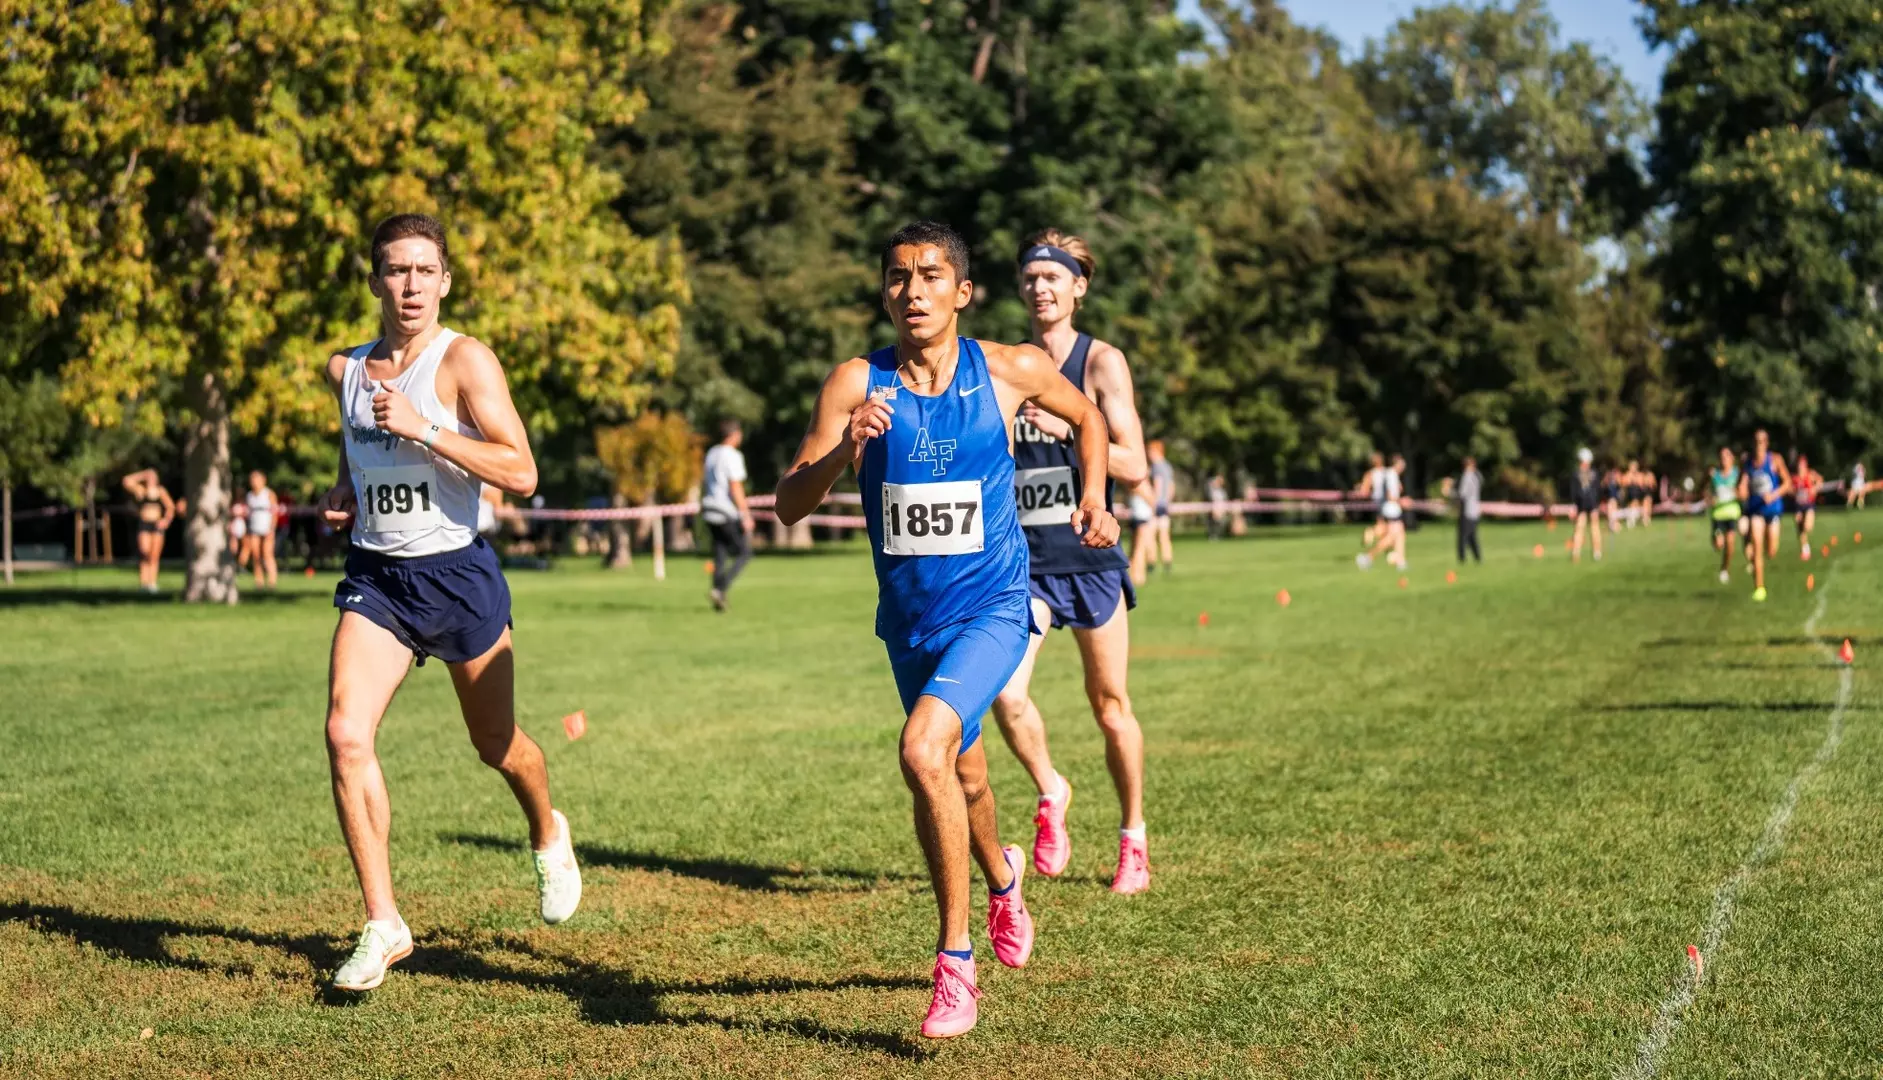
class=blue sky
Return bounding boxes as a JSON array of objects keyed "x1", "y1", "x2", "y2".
[{"x1": 1181, "y1": 1, "x2": 1669, "y2": 99}]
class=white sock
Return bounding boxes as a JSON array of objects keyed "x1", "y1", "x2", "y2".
[
  {"x1": 1039, "y1": 773, "x2": 1068, "y2": 804},
  {"x1": 1121, "y1": 825, "x2": 1147, "y2": 843}
]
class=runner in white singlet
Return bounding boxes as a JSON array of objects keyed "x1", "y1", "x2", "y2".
[
  {"x1": 241, "y1": 471, "x2": 279, "y2": 589},
  {"x1": 317, "y1": 213, "x2": 581, "y2": 993}
]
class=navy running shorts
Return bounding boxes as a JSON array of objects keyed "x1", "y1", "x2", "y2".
[
  {"x1": 1745, "y1": 497, "x2": 1784, "y2": 520},
  {"x1": 1030, "y1": 568, "x2": 1136, "y2": 631},
  {"x1": 886, "y1": 613, "x2": 1032, "y2": 753},
  {"x1": 334, "y1": 537, "x2": 512, "y2": 666}
]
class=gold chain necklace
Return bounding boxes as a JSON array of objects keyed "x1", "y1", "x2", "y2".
[{"x1": 896, "y1": 350, "x2": 956, "y2": 388}]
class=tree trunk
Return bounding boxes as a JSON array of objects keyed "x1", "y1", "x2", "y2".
[
  {"x1": 183, "y1": 372, "x2": 238, "y2": 604},
  {"x1": 3, "y1": 482, "x2": 12, "y2": 586},
  {"x1": 606, "y1": 492, "x2": 632, "y2": 569}
]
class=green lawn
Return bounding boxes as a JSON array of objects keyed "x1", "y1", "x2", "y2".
[{"x1": 3, "y1": 514, "x2": 1879, "y2": 1078}]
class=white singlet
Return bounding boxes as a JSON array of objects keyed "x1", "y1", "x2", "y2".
[
  {"x1": 340, "y1": 329, "x2": 484, "y2": 557},
  {"x1": 1373, "y1": 467, "x2": 1403, "y2": 521},
  {"x1": 245, "y1": 490, "x2": 276, "y2": 536}
]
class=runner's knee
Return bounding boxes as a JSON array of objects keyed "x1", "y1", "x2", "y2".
[
  {"x1": 992, "y1": 686, "x2": 1030, "y2": 720},
  {"x1": 325, "y1": 713, "x2": 374, "y2": 767},
  {"x1": 899, "y1": 731, "x2": 952, "y2": 791},
  {"x1": 1089, "y1": 692, "x2": 1136, "y2": 738},
  {"x1": 467, "y1": 721, "x2": 521, "y2": 769}
]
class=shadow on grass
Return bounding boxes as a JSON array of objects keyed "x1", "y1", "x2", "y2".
[
  {"x1": 1596, "y1": 700, "x2": 1854, "y2": 713},
  {"x1": 1, "y1": 902, "x2": 929, "y2": 1060},
  {"x1": 0, "y1": 588, "x2": 321, "y2": 608},
  {"x1": 440, "y1": 833, "x2": 924, "y2": 895}
]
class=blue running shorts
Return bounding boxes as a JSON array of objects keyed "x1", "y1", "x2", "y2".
[
  {"x1": 334, "y1": 537, "x2": 512, "y2": 665},
  {"x1": 887, "y1": 614, "x2": 1032, "y2": 753},
  {"x1": 1029, "y1": 568, "x2": 1136, "y2": 631}
]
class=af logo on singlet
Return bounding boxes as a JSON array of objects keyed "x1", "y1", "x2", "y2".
[{"x1": 908, "y1": 428, "x2": 957, "y2": 477}]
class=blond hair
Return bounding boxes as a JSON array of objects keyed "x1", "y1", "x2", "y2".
[{"x1": 1018, "y1": 228, "x2": 1097, "y2": 280}]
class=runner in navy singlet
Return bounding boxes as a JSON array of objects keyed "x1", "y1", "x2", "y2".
[
  {"x1": 987, "y1": 228, "x2": 1154, "y2": 896},
  {"x1": 776, "y1": 220, "x2": 1120, "y2": 1040}
]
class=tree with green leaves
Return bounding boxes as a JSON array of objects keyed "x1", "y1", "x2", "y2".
[
  {"x1": 0, "y1": 374, "x2": 68, "y2": 585},
  {"x1": 1645, "y1": 0, "x2": 1883, "y2": 464},
  {"x1": 845, "y1": 0, "x2": 1226, "y2": 431},
  {"x1": 1356, "y1": 0, "x2": 1650, "y2": 239},
  {"x1": 612, "y1": 2, "x2": 876, "y2": 487},
  {"x1": 1, "y1": 0, "x2": 687, "y2": 601}
]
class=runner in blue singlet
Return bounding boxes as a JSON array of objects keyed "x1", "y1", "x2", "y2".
[
  {"x1": 776, "y1": 220, "x2": 1120, "y2": 1041},
  {"x1": 1740, "y1": 428, "x2": 1792, "y2": 602}
]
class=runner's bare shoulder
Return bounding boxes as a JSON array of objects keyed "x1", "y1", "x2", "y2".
[
  {"x1": 820, "y1": 355, "x2": 877, "y2": 409},
  {"x1": 980, "y1": 340, "x2": 1054, "y2": 383}
]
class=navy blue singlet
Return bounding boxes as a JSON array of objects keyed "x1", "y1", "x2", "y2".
[
  {"x1": 1010, "y1": 333, "x2": 1127, "y2": 577},
  {"x1": 860, "y1": 338, "x2": 1031, "y2": 647}
]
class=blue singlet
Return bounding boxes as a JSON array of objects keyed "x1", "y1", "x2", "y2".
[{"x1": 859, "y1": 338, "x2": 1032, "y2": 747}]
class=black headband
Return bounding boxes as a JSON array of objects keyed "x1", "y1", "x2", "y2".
[{"x1": 1019, "y1": 243, "x2": 1086, "y2": 280}]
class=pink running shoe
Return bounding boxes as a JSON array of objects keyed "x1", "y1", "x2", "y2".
[
  {"x1": 987, "y1": 844, "x2": 1035, "y2": 968},
  {"x1": 1032, "y1": 778, "x2": 1072, "y2": 877},
  {"x1": 920, "y1": 953, "x2": 980, "y2": 1039},
  {"x1": 1111, "y1": 832, "x2": 1150, "y2": 895}
]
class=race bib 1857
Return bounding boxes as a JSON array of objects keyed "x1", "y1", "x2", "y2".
[
  {"x1": 881, "y1": 480, "x2": 983, "y2": 556},
  {"x1": 1014, "y1": 466, "x2": 1077, "y2": 527},
  {"x1": 356, "y1": 464, "x2": 444, "y2": 533}
]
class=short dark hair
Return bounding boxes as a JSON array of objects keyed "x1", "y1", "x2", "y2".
[
  {"x1": 881, "y1": 220, "x2": 971, "y2": 284},
  {"x1": 718, "y1": 418, "x2": 742, "y2": 440},
  {"x1": 371, "y1": 213, "x2": 450, "y2": 275}
]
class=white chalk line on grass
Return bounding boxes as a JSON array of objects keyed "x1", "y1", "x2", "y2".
[{"x1": 1618, "y1": 573, "x2": 1853, "y2": 1080}]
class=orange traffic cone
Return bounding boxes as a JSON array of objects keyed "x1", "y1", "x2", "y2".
[
  {"x1": 1445, "y1": 570, "x2": 1457, "y2": 584},
  {"x1": 1533, "y1": 544, "x2": 1545, "y2": 558},
  {"x1": 1807, "y1": 573, "x2": 1815, "y2": 591},
  {"x1": 1275, "y1": 589, "x2": 1291, "y2": 608},
  {"x1": 1397, "y1": 576, "x2": 1408, "y2": 589},
  {"x1": 1840, "y1": 639, "x2": 1855, "y2": 665},
  {"x1": 562, "y1": 709, "x2": 588, "y2": 740},
  {"x1": 1198, "y1": 611, "x2": 1210, "y2": 628}
]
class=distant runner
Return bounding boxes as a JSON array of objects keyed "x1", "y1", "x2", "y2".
[
  {"x1": 242, "y1": 470, "x2": 280, "y2": 590},
  {"x1": 1569, "y1": 449, "x2": 1604, "y2": 563},
  {"x1": 122, "y1": 468, "x2": 175, "y2": 594},
  {"x1": 1147, "y1": 439, "x2": 1175, "y2": 575},
  {"x1": 1792, "y1": 452, "x2": 1820, "y2": 561},
  {"x1": 1740, "y1": 429, "x2": 1792, "y2": 602},
  {"x1": 1355, "y1": 453, "x2": 1405, "y2": 570},
  {"x1": 701, "y1": 419, "x2": 755, "y2": 611},
  {"x1": 1708, "y1": 447, "x2": 1744, "y2": 584}
]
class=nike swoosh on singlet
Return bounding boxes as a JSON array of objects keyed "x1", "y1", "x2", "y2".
[{"x1": 957, "y1": 384, "x2": 984, "y2": 397}]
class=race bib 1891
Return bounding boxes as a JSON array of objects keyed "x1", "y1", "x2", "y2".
[
  {"x1": 1014, "y1": 466, "x2": 1077, "y2": 527},
  {"x1": 881, "y1": 480, "x2": 983, "y2": 556},
  {"x1": 356, "y1": 464, "x2": 444, "y2": 533}
]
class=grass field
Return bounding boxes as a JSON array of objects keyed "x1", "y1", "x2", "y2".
[{"x1": 3, "y1": 513, "x2": 1881, "y2": 1078}]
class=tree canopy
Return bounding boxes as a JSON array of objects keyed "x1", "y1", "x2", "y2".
[{"x1": 8, "y1": 0, "x2": 1883, "y2": 591}]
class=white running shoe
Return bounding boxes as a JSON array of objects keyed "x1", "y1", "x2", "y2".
[
  {"x1": 1719, "y1": 570, "x2": 1730, "y2": 584},
  {"x1": 332, "y1": 917, "x2": 413, "y2": 992},
  {"x1": 535, "y1": 809, "x2": 582, "y2": 925},
  {"x1": 1355, "y1": 553, "x2": 1373, "y2": 570}
]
